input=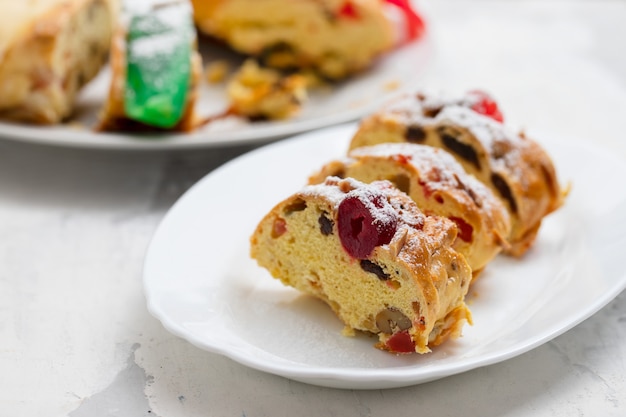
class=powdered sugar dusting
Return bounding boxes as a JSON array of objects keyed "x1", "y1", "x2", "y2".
[
  {"x1": 125, "y1": 0, "x2": 193, "y2": 58},
  {"x1": 300, "y1": 176, "x2": 424, "y2": 232},
  {"x1": 381, "y1": 92, "x2": 535, "y2": 185},
  {"x1": 348, "y1": 142, "x2": 504, "y2": 219},
  {"x1": 437, "y1": 106, "x2": 527, "y2": 181},
  {"x1": 300, "y1": 176, "x2": 351, "y2": 207}
]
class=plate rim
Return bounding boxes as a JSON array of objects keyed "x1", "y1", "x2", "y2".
[
  {"x1": 143, "y1": 123, "x2": 626, "y2": 389},
  {"x1": 0, "y1": 34, "x2": 434, "y2": 151}
]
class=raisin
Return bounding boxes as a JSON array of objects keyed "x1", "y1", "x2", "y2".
[
  {"x1": 318, "y1": 213, "x2": 334, "y2": 235},
  {"x1": 283, "y1": 199, "x2": 307, "y2": 215},
  {"x1": 360, "y1": 260, "x2": 390, "y2": 280},
  {"x1": 439, "y1": 129, "x2": 481, "y2": 170},
  {"x1": 491, "y1": 173, "x2": 518, "y2": 214},
  {"x1": 405, "y1": 125, "x2": 426, "y2": 143}
]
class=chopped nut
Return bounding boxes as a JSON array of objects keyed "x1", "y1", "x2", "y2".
[
  {"x1": 387, "y1": 227, "x2": 408, "y2": 257},
  {"x1": 375, "y1": 308, "x2": 412, "y2": 334}
]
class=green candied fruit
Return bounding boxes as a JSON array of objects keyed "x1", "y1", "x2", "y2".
[{"x1": 124, "y1": 4, "x2": 194, "y2": 129}]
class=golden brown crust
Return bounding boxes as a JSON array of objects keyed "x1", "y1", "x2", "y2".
[
  {"x1": 250, "y1": 177, "x2": 472, "y2": 354},
  {"x1": 349, "y1": 92, "x2": 566, "y2": 256},
  {"x1": 309, "y1": 143, "x2": 512, "y2": 275}
]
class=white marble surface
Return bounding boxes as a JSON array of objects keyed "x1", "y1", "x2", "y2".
[{"x1": 1, "y1": 1, "x2": 625, "y2": 416}]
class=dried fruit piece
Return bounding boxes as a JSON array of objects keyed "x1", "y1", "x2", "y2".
[
  {"x1": 283, "y1": 199, "x2": 307, "y2": 215},
  {"x1": 318, "y1": 213, "x2": 334, "y2": 235},
  {"x1": 360, "y1": 260, "x2": 390, "y2": 280},
  {"x1": 337, "y1": 194, "x2": 398, "y2": 258},
  {"x1": 439, "y1": 130, "x2": 481, "y2": 170},
  {"x1": 449, "y1": 216, "x2": 473, "y2": 243},
  {"x1": 125, "y1": 3, "x2": 194, "y2": 128},
  {"x1": 467, "y1": 90, "x2": 504, "y2": 122},
  {"x1": 405, "y1": 125, "x2": 426, "y2": 143},
  {"x1": 491, "y1": 173, "x2": 518, "y2": 214},
  {"x1": 385, "y1": 330, "x2": 415, "y2": 353},
  {"x1": 272, "y1": 217, "x2": 287, "y2": 238},
  {"x1": 338, "y1": 1, "x2": 359, "y2": 19}
]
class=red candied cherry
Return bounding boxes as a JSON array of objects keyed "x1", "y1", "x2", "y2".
[
  {"x1": 386, "y1": 330, "x2": 415, "y2": 353},
  {"x1": 467, "y1": 90, "x2": 504, "y2": 123},
  {"x1": 337, "y1": 194, "x2": 398, "y2": 259},
  {"x1": 449, "y1": 216, "x2": 473, "y2": 243},
  {"x1": 338, "y1": 1, "x2": 359, "y2": 19}
]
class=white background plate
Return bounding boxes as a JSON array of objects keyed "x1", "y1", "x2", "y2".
[
  {"x1": 143, "y1": 123, "x2": 626, "y2": 389},
  {"x1": 0, "y1": 34, "x2": 432, "y2": 150}
]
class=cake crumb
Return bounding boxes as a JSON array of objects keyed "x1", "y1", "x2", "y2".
[
  {"x1": 227, "y1": 59, "x2": 308, "y2": 120},
  {"x1": 342, "y1": 326, "x2": 356, "y2": 337},
  {"x1": 205, "y1": 60, "x2": 230, "y2": 84},
  {"x1": 383, "y1": 80, "x2": 400, "y2": 91}
]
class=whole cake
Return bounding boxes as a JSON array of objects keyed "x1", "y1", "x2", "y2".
[
  {"x1": 349, "y1": 91, "x2": 565, "y2": 256},
  {"x1": 0, "y1": 0, "x2": 115, "y2": 124},
  {"x1": 191, "y1": 0, "x2": 425, "y2": 80},
  {"x1": 98, "y1": 0, "x2": 201, "y2": 131},
  {"x1": 250, "y1": 176, "x2": 472, "y2": 354},
  {"x1": 309, "y1": 143, "x2": 511, "y2": 275}
]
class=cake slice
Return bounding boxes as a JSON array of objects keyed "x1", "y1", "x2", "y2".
[
  {"x1": 309, "y1": 143, "x2": 511, "y2": 275},
  {"x1": 250, "y1": 176, "x2": 472, "y2": 354},
  {"x1": 0, "y1": 0, "x2": 115, "y2": 124},
  {"x1": 98, "y1": 0, "x2": 201, "y2": 131},
  {"x1": 349, "y1": 91, "x2": 566, "y2": 256},
  {"x1": 191, "y1": 0, "x2": 425, "y2": 80}
]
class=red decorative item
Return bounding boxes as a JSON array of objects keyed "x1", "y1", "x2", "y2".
[
  {"x1": 467, "y1": 90, "x2": 504, "y2": 123},
  {"x1": 337, "y1": 194, "x2": 398, "y2": 259},
  {"x1": 386, "y1": 330, "x2": 415, "y2": 353},
  {"x1": 385, "y1": 0, "x2": 426, "y2": 40},
  {"x1": 339, "y1": 1, "x2": 359, "y2": 19},
  {"x1": 449, "y1": 216, "x2": 474, "y2": 243}
]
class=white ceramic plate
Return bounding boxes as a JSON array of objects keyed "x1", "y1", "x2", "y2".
[
  {"x1": 143, "y1": 123, "x2": 626, "y2": 389},
  {"x1": 0, "y1": 34, "x2": 432, "y2": 150}
]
